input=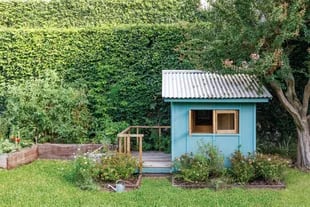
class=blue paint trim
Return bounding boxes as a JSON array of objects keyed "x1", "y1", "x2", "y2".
[
  {"x1": 164, "y1": 98, "x2": 270, "y2": 103},
  {"x1": 253, "y1": 104, "x2": 256, "y2": 153},
  {"x1": 142, "y1": 167, "x2": 172, "y2": 174},
  {"x1": 171, "y1": 102, "x2": 174, "y2": 162}
]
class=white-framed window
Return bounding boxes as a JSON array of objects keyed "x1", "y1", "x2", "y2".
[{"x1": 189, "y1": 109, "x2": 239, "y2": 135}]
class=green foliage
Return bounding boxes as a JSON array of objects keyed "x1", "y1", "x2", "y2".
[
  {"x1": 198, "y1": 142, "x2": 225, "y2": 177},
  {"x1": 141, "y1": 129, "x2": 171, "y2": 153},
  {"x1": 72, "y1": 152, "x2": 138, "y2": 189},
  {"x1": 253, "y1": 153, "x2": 290, "y2": 183},
  {"x1": 0, "y1": 24, "x2": 200, "y2": 142},
  {"x1": 180, "y1": 0, "x2": 308, "y2": 74},
  {"x1": 0, "y1": 0, "x2": 202, "y2": 28},
  {"x1": 174, "y1": 143, "x2": 225, "y2": 183},
  {"x1": 0, "y1": 71, "x2": 92, "y2": 143},
  {"x1": 178, "y1": 0, "x2": 309, "y2": 167},
  {"x1": 230, "y1": 151, "x2": 290, "y2": 184},
  {"x1": 96, "y1": 153, "x2": 139, "y2": 182},
  {"x1": 72, "y1": 154, "x2": 98, "y2": 190},
  {"x1": 2, "y1": 160, "x2": 310, "y2": 207},
  {"x1": 0, "y1": 139, "x2": 19, "y2": 153},
  {"x1": 230, "y1": 151, "x2": 255, "y2": 184},
  {"x1": 174, "y1": 153, "x2": 210, "y2": 183}
]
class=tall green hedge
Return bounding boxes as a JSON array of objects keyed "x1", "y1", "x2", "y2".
[
  {"x1": 0, "y1": 24, "x2": 204, "y2": 141},
  {"x1": 0, "y1": 0, "x2": 203, "y2": 28}
]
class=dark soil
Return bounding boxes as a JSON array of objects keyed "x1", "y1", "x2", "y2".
[{"x1": 172, "y1": 176, "x2": 286, "y2": 189}]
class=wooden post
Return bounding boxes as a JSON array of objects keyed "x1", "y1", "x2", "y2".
[
  {"x1": 136, "y1": 128, "x2": 139, "y2": 151},
  {"x1": 158, "y1": 127, "x2": 161, "y2": 151},
  {"x1": 139, "y1": 135, "x2": 143, "y2": 173},
  {"x1": 127, "y1": 135, "x2": 130, "y2": 154},
  {"x1": 118, "y1": 137, "x2": 122, "y2": 153}
]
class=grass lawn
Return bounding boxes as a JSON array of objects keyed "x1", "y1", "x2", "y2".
[{"x1": 0, "y1": 160, "x2": 309, "y2": 207}]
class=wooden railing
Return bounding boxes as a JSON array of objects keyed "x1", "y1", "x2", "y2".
[{"x1": 117, "y1": 126, "x2": 170, "y2": 172}]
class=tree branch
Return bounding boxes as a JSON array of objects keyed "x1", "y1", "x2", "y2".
[
  {"x1": 285, "y1": 74, "x2": 302, "y2": 111},
  {"x1": 270, "y1": 81, "x2": 303, "y2": 129},
  {"x1": 267, "y1": 49, "x2": 283, "y2": 75},
  {"x1": 302, "y1": 79, "x2": 310, "y2": 117}
]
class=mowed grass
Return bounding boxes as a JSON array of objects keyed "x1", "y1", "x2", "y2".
[{"x1": 0, "y1": 160, "x2": 309, "y2": 207}]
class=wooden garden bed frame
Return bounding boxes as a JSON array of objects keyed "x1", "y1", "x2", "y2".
[{"x1": 117, "y1": 126, "x2": 170, "y2": 172}]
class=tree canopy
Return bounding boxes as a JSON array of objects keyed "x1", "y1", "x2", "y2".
[{"x1": 179, "y1": 0, "x2": 310, "y2": 169}]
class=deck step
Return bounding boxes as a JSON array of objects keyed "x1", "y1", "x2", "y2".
[
  {"x1": 142, "y1": 167, "x2": 172, "y2": 174},
  {"x1": 143, "y1": 161, "x2": 172, "y2": 168}
]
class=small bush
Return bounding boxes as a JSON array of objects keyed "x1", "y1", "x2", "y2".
[
  {"x1": 72, "y1": 154, "x2": 98, "y2": 190},
  {"x1": 229, "y1": 151, "x2": 290, "y2": 184},
  {"x1": 173, "y1": 143, "x2": 225, "y2": 183},
  {"x1": 0, "y1": 138, "x2": 33, "y2": 154},
  {"x1": 0, "y1": 139, "x2": 19, "y2": 153},
  {"x1": 174, "y1": 153, "x2": 209, "y2": 183},
  {"x1": 198, "y1": 143, "x2": 225, "y2": 178},
  {"x1": 230, "y1": 151, "x2": 255, "y2": 184},
  {"x1": 253, "y1": 153, "x2": 290, "y2": 183},
  {"x1": 96, "y1": 153, "x2": 139, "y2": 182}
]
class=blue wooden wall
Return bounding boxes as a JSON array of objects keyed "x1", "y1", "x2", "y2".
[{"x1": 170, "y1": 102, "x2": 256, "y2": 166}]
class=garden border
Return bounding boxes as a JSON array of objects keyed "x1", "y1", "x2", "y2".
[
  {"x1": 0, "y1": 143, "x2": 103, "y2": 169},
  {"x1": 171, "y1": 176, "x2": 286, "y2": 190}
]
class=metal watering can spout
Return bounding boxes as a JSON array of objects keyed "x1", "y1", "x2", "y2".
[{"x1": 108, "y1": 180, "x2": 125, "y2": 192}]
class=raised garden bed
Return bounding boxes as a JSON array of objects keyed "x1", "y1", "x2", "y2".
[
  {"x1": 244, "y1": 181, "x2": 286, "y2": 189},
  {"x1": 171, "y1": 176, "x2": 286, "y2": 190},
  {"x1": 38, "y1": 143, "x2": 102, "y2": 160},
  {"x1": 0, "y1": 143, "x2": 103, "y2": 169},
  {"x1": 101, "y1": 174, "x2": 143, "y2": 192},
  {"x1": 0, "y1": 145, "x2": 38, "y2": 169}
]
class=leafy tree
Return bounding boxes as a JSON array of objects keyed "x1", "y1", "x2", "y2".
[{"x1": 179, "y1": 0, "x2": 309, "y2": 169}]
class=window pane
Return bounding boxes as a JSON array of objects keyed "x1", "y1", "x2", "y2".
[
  {"x1": 191, "y1": 110, "x2": 213, "y2": 133},
  {"x1": 195, "y1": 110, "x2": 212, "y2": 125},
  {"x1": 217, "y1": 113, "x2": 235, "y2": 130}
]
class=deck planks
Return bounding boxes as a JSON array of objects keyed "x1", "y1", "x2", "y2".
[{"x1": 131, "y1": 151, "x2": 172, "y2": 168}]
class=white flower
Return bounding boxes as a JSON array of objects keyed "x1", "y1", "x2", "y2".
[{"x1": 250, "y1": 53, "x2": 260, "y2": 61}]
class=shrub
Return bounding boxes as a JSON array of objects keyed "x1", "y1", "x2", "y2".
[
  {"x1": 229, "y1": 151, "x2": 290, "y2": 184},
  {"x1": 72, "y1": 154, "x2": 98, "y2": 190},
  {"x1": 173, "y1": 143, "x2": 225, "y2": 183},
  {"x1": 198, "y1": 143, "x2": 225, "y2": 178},
  {"x1": 0, "y1": 0, "x2": 201, "y2": 28},
  {"x1": 253, "y1": 153, "x2": 290, "y2": 183},
  {"x1": 96, "y1": 153, "x2": 139, "y2": 182},
  {"x1": 0, "y1": 139, "x2": 19, "y2": 153},
  {"x1": 230, "y1": 151, "x2": 255, "y2": 184},
  {"x1": 174, "y1": 153, "x2": 209, "y2": 183},
  {"x1": 0, "y1": 71, "x2": 92, "y2": 143}
]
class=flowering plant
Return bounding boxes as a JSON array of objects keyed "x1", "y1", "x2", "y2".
[{"x1": 230, "y1": 151, "x2": 290, "y2": 184}]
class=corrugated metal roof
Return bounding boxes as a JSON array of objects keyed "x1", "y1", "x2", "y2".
[{"x1": 162, "y1": 70, "x2": 272, "y2": 99}]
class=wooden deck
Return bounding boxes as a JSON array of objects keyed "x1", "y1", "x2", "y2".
[{"x1": 131, "y1": 151, "x2": 172, "y2": 168}]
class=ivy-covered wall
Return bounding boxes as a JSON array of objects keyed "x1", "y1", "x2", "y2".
[
  {"x1": 0, "y1": 23, "x2": 210, "y2": 142},
  {"x1": 0, "y1": 0, "x2": 202, "y2": 28}
]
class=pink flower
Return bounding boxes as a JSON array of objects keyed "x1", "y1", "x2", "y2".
[{"x1": 223, "y1": 59, "x2": 233, "y2": 67}]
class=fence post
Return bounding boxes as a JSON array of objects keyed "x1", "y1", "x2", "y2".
[{"x1": 139, "y1": 135, "x2": 143, "y2": 173}]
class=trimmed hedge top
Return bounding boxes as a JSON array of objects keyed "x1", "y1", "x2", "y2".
[{"x1": 0, "y1": 0, "x2": 203, "y2": 28}]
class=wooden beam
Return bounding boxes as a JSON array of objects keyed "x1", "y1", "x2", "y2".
[
  {"x1": 118, "y1": 137, "x2": 122, "y2": 153},
  {"x1": 139, "y1": 136, "x2": 143, "y2": 173},
  {"x1": 126, "y1": 135, "x2": 131, "y2": 154}
]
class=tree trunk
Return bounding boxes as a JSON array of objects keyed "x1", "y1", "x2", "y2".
[
  {"x1": 270, "y1": 80, "x2": 310, "y2": 170},
  {"x1": 296, "y1": 120, "x2": 310, "y2": 170}
]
